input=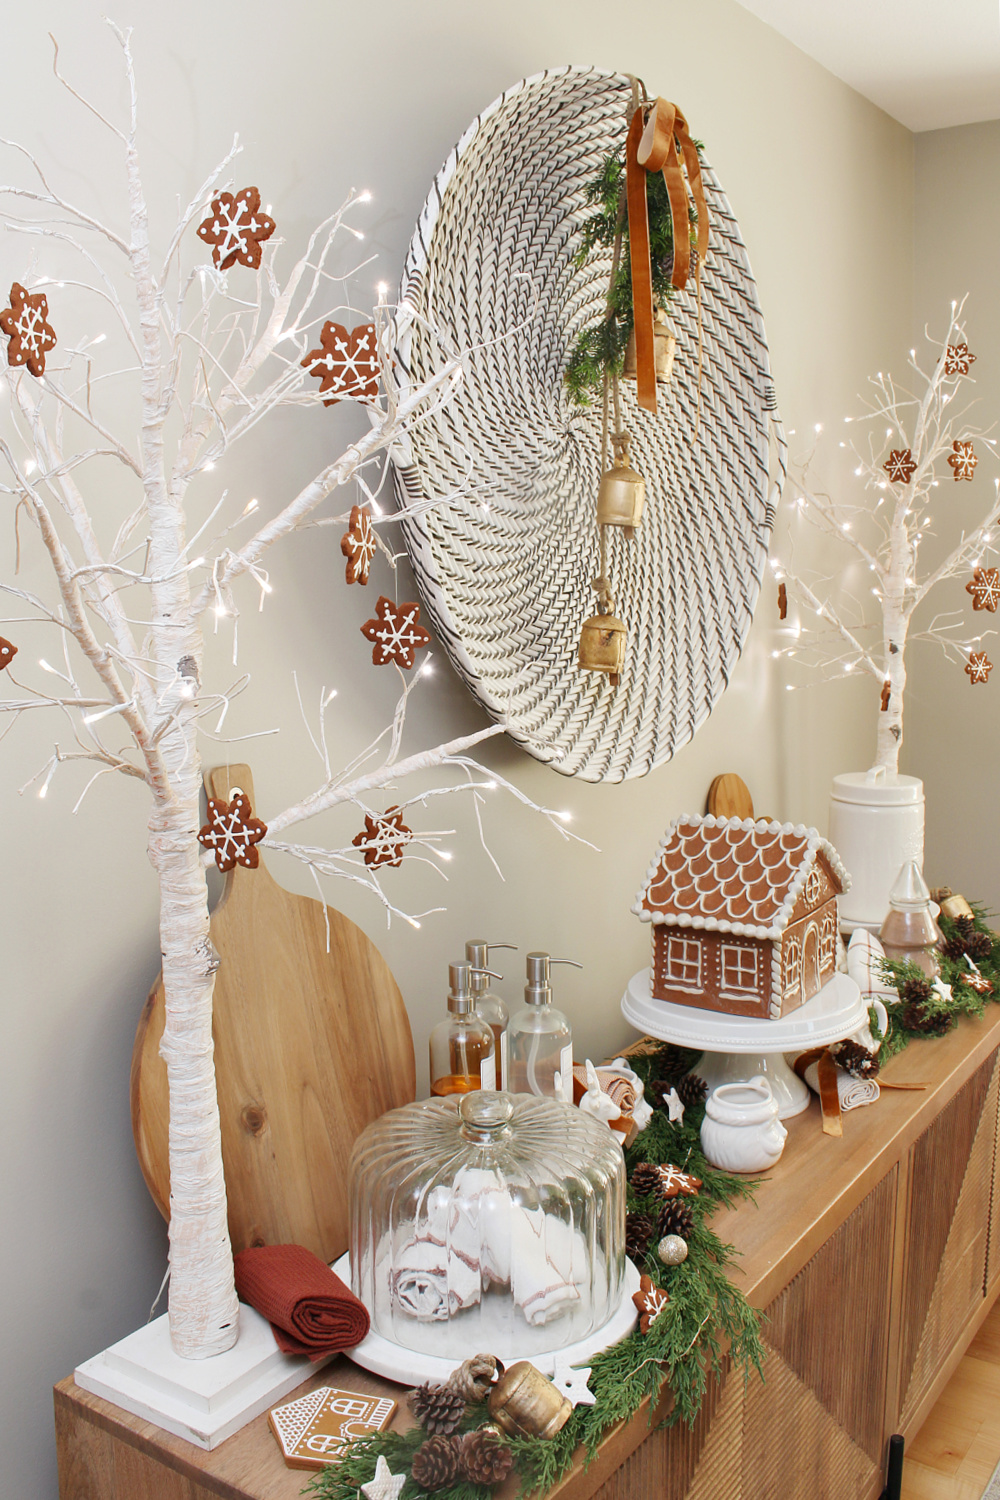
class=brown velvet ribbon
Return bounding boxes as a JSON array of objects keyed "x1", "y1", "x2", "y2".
[
  {"x1": 626, "y1": 97, "x2": 709, "y2": 414},
  {"x1": 794, "y1": 1047, "x2": 843, "y2": 1137}
]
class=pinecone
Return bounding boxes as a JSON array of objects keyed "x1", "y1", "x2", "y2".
[
  {"x1": 411, "y1": 1434, "x2": 461, "y2": 1491},
  {"x1": 943, "y1": 915, "x2": 994, "y2": 963},
  {"x1": 407, "y1": 1381, "x2": 467, "y2": 1436},
  {"x1": 629, "y1": 1162, "x2": 664, "y2": 1199},
  {"x1": 833, "y1": 1039, "x2": 880, "y2": 1080},
  {"x1": 900, "y1": 974, "x2": 932, "y2": 1006},
  {"x1": 899, "y1": 1000, "x2": 953, "y2": 1038},
  {"x1": 657, "y1": 1198, "x2": 694, "y2": 1241},
  {"x1": 625, "y1": 1211, "x2": 655, "y2": 1260},
  {"x1": 458, "y1": 1427, "x2": 515, "y2": 1487},
  {"x1": 966, "y1": 929, "x2": 994, "y2": 962},
  {"x1": 676, "y1": 1073, "x2": 709, "y2": 1108},
  {"x1": 651, "y1": 1043, "x2": 699, "y2": 1084}
]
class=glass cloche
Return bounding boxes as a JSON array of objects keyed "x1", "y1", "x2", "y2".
[{"x1": 348, "y1": 1091, "x2": 626, "y2": 1360}]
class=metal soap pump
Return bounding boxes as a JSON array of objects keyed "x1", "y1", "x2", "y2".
[
  {"x1": 508, "y1": 952, "x2": 581, "y2": 1102},
  {"x1": 429, "y1": 960, "x2": 499, "y2": 1098},
  {"x1": 466, "y1": 939, "x2": 516, "y2": 1091}
]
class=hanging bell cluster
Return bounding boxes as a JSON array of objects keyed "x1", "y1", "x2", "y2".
[
  {"x1": 623, "y1": 305, "x2": 677, "y2": 387},
  {"x1": 578, "y1": 599, "x2": 627, "y2": 688}
]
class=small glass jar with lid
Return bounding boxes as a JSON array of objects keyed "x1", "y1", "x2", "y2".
[{"x1": 348, "y1": 1091, "x2": 625, "y2": 1361}]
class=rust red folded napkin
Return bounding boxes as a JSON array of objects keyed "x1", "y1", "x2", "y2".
[{"x1": 233, "y1": 1243, "x2": 369, "y2": 1359}]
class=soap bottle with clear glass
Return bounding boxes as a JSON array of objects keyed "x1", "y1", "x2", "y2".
[
  {"x1": 508, "y1": 952, "x2": 580, "y2": 1101},
  {"x1": 466, "y1": 938, "x2": 516, "y2": 1092},
  {"x1": 429, "y1": 960, "x2": 498, "y2": 1097}
]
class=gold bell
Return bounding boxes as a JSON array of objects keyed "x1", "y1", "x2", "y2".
[
  {"x1": 623, "y1": 305, "x2": 677, "y2": 384},
  {"x1": 487, "y1": 1360, "x2": 573, "y2": 1440},
  {"x1": 578, "y1": 606, "x2": 627, "y2": 687},
  {"x1": 596, "y1": 460, "x2": 646, "y2": 536}
]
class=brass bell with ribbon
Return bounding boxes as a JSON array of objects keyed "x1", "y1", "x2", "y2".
[
  {"x1": 578, "y1": 596, "x2": 627, "y2": 688},
  {"x1": 597, "y1": 433, "x2": 646, "y2": 539},
  {"x1": 623, "y1": 305, "x2": 676, "y2": 386},
  {"x1": 487, "y1": 1360, "x2": 573, "y2": 1440}
]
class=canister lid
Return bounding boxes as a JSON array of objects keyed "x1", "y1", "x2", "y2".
[{"x1": 830, "y1": 770, "x2": 924, "y2": 806}]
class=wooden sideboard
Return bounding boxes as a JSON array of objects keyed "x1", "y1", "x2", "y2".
[{"x1": 55, "y1": 1008, "x2": 1000, "y2": 1500}]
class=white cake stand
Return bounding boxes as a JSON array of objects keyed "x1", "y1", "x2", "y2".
[
  {"x1": 621, "y1": 970, "x2": 866, "y2": 1118},
  {"x1": 332, "y1": 1253, "x2": 640, "y2": 1386}
]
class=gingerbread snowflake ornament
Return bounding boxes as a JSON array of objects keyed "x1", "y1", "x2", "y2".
[
  {"x1": 949, "y1": 440, "x2": 978, "y2": 482},
  {"x1": 0, "y1": 637, "x2": 17, "y2": 671},
  {"x1": 962, "y1": 956, "x2": 993, "y2": 996},
  {"x1": 0, "y1": 282, "x2": 57, "y2": 377},
  {"x1": 883, "y1": 448, "x2": 916, "y2": 484},
  {"x1": 656, "y1": 1163, "x2": 702, "y2": 1199},
  {"x1": 341, "y1": 505, "x2": 377, "y2": 585},
  {"x1": 966, "y1": 650, "x2": 993, "y2": 685},
  {"x1": 302, "y1": 322, "x2": 380, "y2": 406},
  {"x1": 196, "y1": 187, "x2": 276, "y2": 271},
  {"x1": 944, "y1": 343, "x2": 977, "y2": 377},
  {"x1": 966, "y1": 567, "x2": 1000, "y2": 613},
  {"x1": 197, "y1": 789, "x2": 268, "y2": 871},
  {"x1": 352, "y1": 807, "x2": 412, "y2": 868},
  {"x1": 632, "y1": 1274, "x2": 669, "y2": 1334},
  {"x1": 360, "y1": 596, "x2": 431, "y2": 669}
]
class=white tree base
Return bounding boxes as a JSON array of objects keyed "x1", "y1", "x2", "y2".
[{"x1": 74, "y1": 1304, "x2": 334, "y2": 1449}]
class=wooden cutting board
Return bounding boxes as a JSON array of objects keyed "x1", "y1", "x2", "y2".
[
  {"x1": 706, "y1": 772, "x2": 755, "y2": 821},
  {"x1": 130, "y1": 764, "x2": 416, "y2": 1263}
]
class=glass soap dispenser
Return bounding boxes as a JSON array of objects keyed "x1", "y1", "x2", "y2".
[
  {"x1": 509, "y1": 952, "x2": 580, "y2": 1101},
  {"x1": 466, "y1": 938, "x2": 516, "y2": 1091},
  {"x1": 429, "y1": 960, "x2": 497, "y2": 1097}
]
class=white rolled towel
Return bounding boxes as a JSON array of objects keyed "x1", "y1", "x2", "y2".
[
  {"x1": 803, "y1": 1059, "x2": 880, "y2": 1111},
  {"x1": 392, "y1": 1168, "x2": 586, "y2": 1326}
]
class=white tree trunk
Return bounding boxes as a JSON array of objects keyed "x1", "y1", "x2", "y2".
[
  {"x1": 874, "y1": 511, "x2": 911, "y2": 774},
  {"x1": 149, "y1": 793, "x2": 239, "y2": 1357}
]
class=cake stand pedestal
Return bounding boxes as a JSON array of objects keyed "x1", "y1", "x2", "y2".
[{"x1": 620, "y1": 970, "x2": 866, "y2": 1119}]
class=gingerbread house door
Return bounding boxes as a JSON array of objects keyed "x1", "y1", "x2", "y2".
[{"x1": 802, "y1": 923, "x2": 821, "y2": 1002}]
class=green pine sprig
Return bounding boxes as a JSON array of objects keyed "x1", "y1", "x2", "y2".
[{"x1": 565, "y1": 145, "x2": 700, "y2": 406}]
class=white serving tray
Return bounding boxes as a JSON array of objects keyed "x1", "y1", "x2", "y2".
[{"x1": 333, "y1": 1253, "x2": 640, "y2": 1385}]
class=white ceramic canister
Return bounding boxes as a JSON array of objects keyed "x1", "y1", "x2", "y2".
[
  {"x1": 700, "y1": 1077, "x2": 788, "y2": 1174},
  {"x1": 829, "y1": 769, "x2": 924, "y2": 932}
]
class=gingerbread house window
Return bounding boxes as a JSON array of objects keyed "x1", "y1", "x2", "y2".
[
  {"x1": 820, "y1": 905, "x2": 837, "y2": 965},
  {"x1": 720, "y1": 943, "x2": 759, "y2": 996},
  {"x1": 783, "y1": 935, "x2": 802, "y2": 996},
  {"x1": 666, "y1": 935, "x2": 703, "y2": 991},
  {"x1": 804, "y1": 866, "x2": 824, "y2": 907}
]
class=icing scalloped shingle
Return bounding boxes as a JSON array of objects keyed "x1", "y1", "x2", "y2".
[{"x1": 633, "y1": 813, "x2": 849, "y2": 938}]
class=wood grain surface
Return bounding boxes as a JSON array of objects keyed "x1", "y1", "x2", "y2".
[
  {"x1": 130, "y1": 764, "x2": 416, "y2": 1264},
  {"x1": 705, "y1": 772, "x2": 754, "y2": 821}
]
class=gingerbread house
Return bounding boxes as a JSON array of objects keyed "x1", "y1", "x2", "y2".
[{"x1": 632, "y1": 815, "x2": 850, "y2": 1019}]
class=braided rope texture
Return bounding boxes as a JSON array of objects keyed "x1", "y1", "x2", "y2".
[{"x1": 391, "y1": 66, "x2": 785, "y2": 783}]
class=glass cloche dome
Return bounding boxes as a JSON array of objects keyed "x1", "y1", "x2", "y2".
[{"x1": 348, "y1": 1091, "x2": 626, "y2": 1360}]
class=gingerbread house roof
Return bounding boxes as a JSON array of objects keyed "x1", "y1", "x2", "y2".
[{"x1": 632, "y1": 814, "x2": 850, "y2": 941}]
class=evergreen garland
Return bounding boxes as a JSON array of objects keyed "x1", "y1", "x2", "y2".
[
  {"x1": 877, "y1": 906, "x2": 1000, "y2": 1062},
  {"x1": 564, "y1": 146, "x2": 700, "y2": 407},
  {"x1": 309, "y1": 1041, "x2": 764, "y2": 1500}
]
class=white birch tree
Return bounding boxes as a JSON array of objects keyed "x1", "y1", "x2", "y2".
[
  {"x1": 772, "y1": 301, "x2": 1000, "y2": 774},
  {"x1": 0, "y1": 26, "x2": 580, "y2": 1359}
]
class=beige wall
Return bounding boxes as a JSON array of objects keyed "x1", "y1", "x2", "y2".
[
  {"x1": 0, "y1": 3, "x2": 913, "y2": 1494},
  {"x1": 910, "y1": 121, "x2": 1000, "y2": 911}
]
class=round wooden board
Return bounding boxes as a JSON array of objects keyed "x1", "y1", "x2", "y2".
[{"x1": 130, "y1": 766, "x2": 416, "y2": 1264}]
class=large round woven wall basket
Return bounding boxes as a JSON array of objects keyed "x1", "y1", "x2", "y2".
[{"x1": 391, "y1": 66, "x2": 784, "y2": 783}]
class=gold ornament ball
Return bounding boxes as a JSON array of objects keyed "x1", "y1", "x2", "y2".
[{"x1": 657, "y1": 1234, "x2": 688, "y2": 1266}]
